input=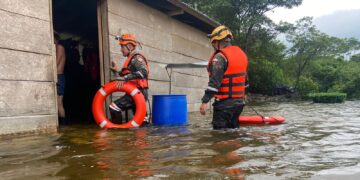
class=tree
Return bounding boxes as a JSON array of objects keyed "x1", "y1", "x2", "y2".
[
  {"x1": 247, "y1": 58, "x2": 287, "y2": 95},
  {"x1": 182, "y1": 0, "x2": 360, "y2": 98},
  {"x1": 350, "y1": 53, "x2": 360, "y2": 62},
  {"x1": 309, "y1": 58, "x2": 344, "y2": 92},
  {"x1": 331, "y1": 61, "x2": 360, "y2": 98},
  {"x1": 283, "y1": 17, "x2": 360, "y2": 91},
  {"x1": 182, "y1": 0, "x2": 302, "y2": 94},
  {"x1": 182, "y1": 0, "x2": 302, "y2": 55}
]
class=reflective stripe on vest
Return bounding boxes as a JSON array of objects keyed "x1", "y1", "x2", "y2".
[
  {"x1": 208, "y1": 46, "x2": 248, "y2": 99},
  {"x1": 121, "y1": 52, "x2": 149, "y2": 89}
]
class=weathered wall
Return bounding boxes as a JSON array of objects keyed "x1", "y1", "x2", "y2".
[
  {"x1": 0, "y1": 0, "x2": 57, "y2": 135},
  {"x1": 107, "y1": 0, "x2": 212, "y2": 112}
]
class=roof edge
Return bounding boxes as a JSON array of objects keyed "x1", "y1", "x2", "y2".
[
  {"x1": 166, "y1": 0, "x2": 220, "y2": 28},
  {"x1": 137, "y1": 0, "x2": 220, "y2": 33}
]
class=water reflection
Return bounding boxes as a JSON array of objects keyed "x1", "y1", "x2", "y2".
[
  {"x1": 93, "y1": 130, "x2": 112, "y2": 170},
  {"x1": 1, "y1": 101, "x2": 360, "y2": 179},
  {"x1": 91, "y1": 128, "x2": 153, "y2": 178},
  {"x1": 0, "y1": 135, "x2": 62, "y2": 179},
  {"x1": 208, "y1": 131, "x2": 245, "y2": 179},
  {"x1": 47, "y1": 125, "x2": 104, "y2": 179},
  {"x1": 123, "y1": 129, "x2": 152, "y2": 177}
]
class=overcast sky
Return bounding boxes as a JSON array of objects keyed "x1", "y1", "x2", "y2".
[{"x1": 266, "y1": 0, "x2": 360, "y2": 23}]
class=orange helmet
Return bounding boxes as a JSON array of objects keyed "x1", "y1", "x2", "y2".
[{"x1": 115, "y1": 34, "x2": 138, "y2": 47}]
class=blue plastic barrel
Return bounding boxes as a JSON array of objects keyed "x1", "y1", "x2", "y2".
[{"x1": 152, "y1": 95, "x2": 188, "y2": 126}]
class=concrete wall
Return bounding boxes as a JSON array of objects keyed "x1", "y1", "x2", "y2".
[
  {"x1": 107, "y1": 0, "x2": 212, "y2": 112},
  {"x1": 0, "y1": 0, "x2": 57, "y2": 135}
]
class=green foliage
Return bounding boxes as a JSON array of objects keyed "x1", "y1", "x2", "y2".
[
  {"x1": 281, "y1": 18, "x2": 359, "y2": 90},
  {"x1": 182, "y1": 0, "x2": 302, "y2": 55},
  {"x1": 297, "y1": 76, "x2": 319, "y2": 97},
  {"x1": 332, "y1": 61, "x2": 360, "y2": 99},
  {"x1": 307, "y1": 92, "x2": 347, "y2": 103},
  {"x1": 181, "y1": 0, "x2": 360, "y2": 99},
  {"x1": 248, "y1": 58, "x2": 287, "y2": 95},
  {"x1": 343, "y1": 76, "x2": 360, "y2": 99},
  {"x1": 182, "y1": 0, "x2": 300, "y2": 95},
  {"x1": 350, "y1": 53, "x2": 360, "y2": 62},
  {"x1": 309, "y1": 58, "x2": 344, "y2": 92},
  {"x1": 304, "y1": 58, "x2": 360, "y2": 99}
]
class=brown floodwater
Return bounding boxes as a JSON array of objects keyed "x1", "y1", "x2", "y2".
[{"x1": 1, "y1": 101, "x2": 360, "y2": 180}]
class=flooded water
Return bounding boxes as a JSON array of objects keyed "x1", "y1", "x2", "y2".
[{"x1": 1, "y1": 101, "x2": 360, "y2": 180}]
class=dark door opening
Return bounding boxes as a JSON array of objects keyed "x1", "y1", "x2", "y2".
[{"x1": 52, "y1": 0, "x2": 101, "y2": 124}]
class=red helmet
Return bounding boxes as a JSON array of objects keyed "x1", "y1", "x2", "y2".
[{"x1": 115, "y1": 34, "x2": 138, "y2": 47}]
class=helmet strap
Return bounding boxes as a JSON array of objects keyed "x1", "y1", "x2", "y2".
[
  {"x1": 126, "y1": 44, "x2": 132, "y2": 52},
  {"x1": 214, "y1": 40, "x2": 230, "y2": 50},
  {"x1": 225, "y1": 37, "x2": 232, "y2": 43}
]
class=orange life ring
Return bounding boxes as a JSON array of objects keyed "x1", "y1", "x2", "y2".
[{"x1": 92, "y1": 81, "x2": 146, "y2": 129}]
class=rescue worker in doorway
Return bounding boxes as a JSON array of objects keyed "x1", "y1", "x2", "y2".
[
  {"x1": 109, "y1": 34, "x2": 149, "y2": 123},
  {"x1": 54, "y1": 33, "x2": 67, "y2": 125},
  {"x1": 200, "y1": 25, "x2": 248, "y2": 129}
]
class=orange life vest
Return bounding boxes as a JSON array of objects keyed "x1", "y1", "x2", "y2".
[
  {"x1": 208, "y1": 46, "x2": 248, "y2": 99},
  {"x1": 121, "y1": 52, "x2": 149, "y2": 89}
]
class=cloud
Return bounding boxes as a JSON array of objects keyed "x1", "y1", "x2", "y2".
[
  {"x1": 314, "y1": 9, "x2": 360, "y2": 40},
  {"x1": 267, "y1": 0, "x2": 360, "y2": 23}
]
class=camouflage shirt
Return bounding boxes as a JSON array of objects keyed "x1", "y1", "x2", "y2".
[
  {"x1": 201, "y1": 52, "x2": 227, "y2": 103},
  {"x1": 120, "y1": 52, "x2": 148, "y2": 81}
]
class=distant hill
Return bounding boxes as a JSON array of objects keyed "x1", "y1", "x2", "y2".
[{"x1": 314, "y1": 10, "x2": 360, "y2": 40}]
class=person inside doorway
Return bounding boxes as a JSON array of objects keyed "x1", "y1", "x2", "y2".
[{"x1": 54, "y1": 33, "x2": 67, "y2": 124}]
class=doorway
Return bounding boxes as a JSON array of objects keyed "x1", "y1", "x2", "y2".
[{"x1": 52, "y1": 0, "x2": 103, "y2": 124}]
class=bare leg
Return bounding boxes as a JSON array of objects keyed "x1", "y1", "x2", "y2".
[{"x1": 57, "y1": 95, "x2": 66, "y2": 118}]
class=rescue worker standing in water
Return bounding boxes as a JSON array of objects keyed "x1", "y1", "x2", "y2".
[
  {"x1": 200, "y1": 25, "x2": 248, "y2": 130},
  {"x1": 109, "y1": 34, "x2": 149, "y2": 123}
]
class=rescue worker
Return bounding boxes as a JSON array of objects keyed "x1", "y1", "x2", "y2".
[
  {"x1": 200, "y1": 25, "x2": 248, "y2": 129},
  {"x1": 109, "y1": 33, "x2": 149, "y2": 123}
]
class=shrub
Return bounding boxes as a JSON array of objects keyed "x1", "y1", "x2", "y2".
[
  {"x1": 307, "y1": 92, "x2": 347, "y2": 103},
  {"x1": 298, "y1": 76, "x2": 319, "y2": 98},
  {"x1": 248, "y1": 58, "x2": 287, "y2": 95}
]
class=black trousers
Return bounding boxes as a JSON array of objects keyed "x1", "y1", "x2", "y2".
[
  {"x1": 212, "y1": 99, "x2": 244, "y2": 130},
  {"x1": 110, "y1": 89, "x2": 148, "y2": 123}
]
